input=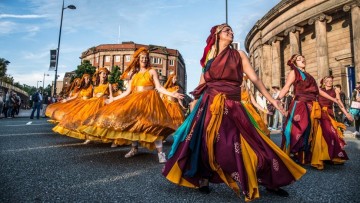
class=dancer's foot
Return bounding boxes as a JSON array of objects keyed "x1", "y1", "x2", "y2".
[
  {"x1": 124, "y1": 147, "x2": 138, "y2": 158},
  {"x1": 199, "y1": 179, "x2": 210, "y2": 194},
  {"x1": 158, "y1": 152, "x2": 167, "y2": 163},
  {"x1": 266, "y1": 188, "x2": 289, "y2": 197}
]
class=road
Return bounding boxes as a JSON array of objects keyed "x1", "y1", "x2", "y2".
[{"x1": 0, "y1": 117, "x2": 359, "y2": 202}]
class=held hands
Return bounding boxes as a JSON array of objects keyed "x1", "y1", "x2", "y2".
[
  {"x1": 172, "y1": 91, "x2": 185, "y2": 100},
  {"x1": 345, "y1": 112, "x2": 354, "y2": 122},
  {"x1": 272, "y1": 99, "x2": 286, "y2": 116}
]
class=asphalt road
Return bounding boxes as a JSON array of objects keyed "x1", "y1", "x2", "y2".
[{"x1": 1, "y1": 117, "x2": 359, "y2": 202}]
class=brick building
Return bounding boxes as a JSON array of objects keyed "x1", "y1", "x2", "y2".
[
  {"x1": 80, "y1": 41, "x2": 187, "y2": 93},
  {"x1": 245, "y1": 0, "x2": 360, "y2": 100}
]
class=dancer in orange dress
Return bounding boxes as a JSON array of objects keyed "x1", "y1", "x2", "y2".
[
  {"x1": 111, "y1": 83, "x2": 123, "y2": 97},
  {"x1": 53, "y1": 68, "x2": 110, "y2": 141},
  {"x1": 162, "y1": 74, "x2": 186, "y2": 128},
  {"x1": 80, "y1": 47, "x2": 184, "y2": 163},
  {"x1": 46, "y1": 78, "x2": 81, "y2": 123}
]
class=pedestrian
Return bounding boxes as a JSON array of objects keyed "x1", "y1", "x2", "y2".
[
  {"x1": 80, "y1": 47, "x2": 183, "y2": 163},
  {"x1": 30, "y1": 89, "x2": 42, "y2": 119},
  {"x1": 0, "y1": 91, "x2": 4, "y2": 118},
  {"x1": 162, "y1": 24, "x2": 306, "y2": 201},
  {"x1": 276, "y1": 54, "x2": 344, "y2": 169},
  {"x1": 333, "y1": 84, "x2": 347, "y2": 123},
  {"x1": 256, "y1": 91, "x2": 268, "y2": 127},
  {"x1": 271, "y1": 86, "x2": 281, "y2": 130},
  {"x1": 350, "y1": 82, "x2": 360, "y2": 136},
  {"x1": 41, "y1": 92, "x2": 50, "y2": 118}
]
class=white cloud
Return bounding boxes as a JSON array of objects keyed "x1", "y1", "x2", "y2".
[
  {"x1": 0, "y1": 14, "x2": 47, "y2": 19},
  {"x1": 0, "y1": 21, "x2": 16, "y2": 34}
]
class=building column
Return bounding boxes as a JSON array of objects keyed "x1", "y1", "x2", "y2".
[
  {"x1": 269, "y1": 36, "x2": 283, "y2": 87},
  {"x1": 284, "y1": 26, "x2": 304, "y2": 56},
  {"x1": 261, "y1": 44, "x2": 272, "y2": 88},
  {"x1": 344, "y1": 1, "x2": 360, "y2": 81},
  {"x1": 309, "y1": 13, "x2": 332, "y2": 82}
]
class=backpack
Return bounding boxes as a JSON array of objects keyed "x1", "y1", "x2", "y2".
[{"x1": 32, "y1": 92, "x2": 39, "y2": 102}]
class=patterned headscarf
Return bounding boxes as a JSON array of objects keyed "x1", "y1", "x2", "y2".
[
  {"x1": 121, "y1": 47, "x2": 149, "y2": 80},
  {"x1": 200, "y1": 23, "x2": 229, "y2": 68}
]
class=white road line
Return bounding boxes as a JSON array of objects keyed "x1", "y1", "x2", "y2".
[
  {"x1": 5, "y1": 123, "x2": 49, "y2": 127},
  {"x1": 26, "y1": 122, "x2": 32, "y2": 125},
  {"x1": 0, "y1": 132, "x2": 51, "y2": 137},
  {"x1": 2, "y1": 142, "x2": 85, "y2": 152}
]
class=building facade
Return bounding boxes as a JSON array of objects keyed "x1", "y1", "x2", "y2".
[
  {"x1": 245, "y1": 0, "x2": 360, "y2": 99},
  {"x1": 80, "y1": 42, "x2": 187, "y2": 93}
]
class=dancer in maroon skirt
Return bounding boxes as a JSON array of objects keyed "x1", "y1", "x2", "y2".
[
  {"x1": 277, "y1": 54, "x2": 346, "y2": 170},
  {"x1": 162, "y1": 23, "x2": 306, "y2": 201},
  {"x1": 317, "y1": 76, "x2": 353, "y2": 167}
]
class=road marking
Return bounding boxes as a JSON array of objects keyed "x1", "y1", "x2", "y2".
[
  {"x1": 26, "y1": 122, "x2": 32, "y2": 125},
  {"x1": 2, "y1": 142, "x2": 85, "y2": 152},
  {"x1": 4, "y1": 123, "x2": 50, "y2": 127},
  {"x1": 0, "y1": 132, "x2": 51, "y2": 137}
]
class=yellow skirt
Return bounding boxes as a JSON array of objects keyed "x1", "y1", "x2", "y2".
[
  {"x1": 80, "y1": 90, "x2": 175, "y2": 150},
  {"x1": 163, "y1": 100, "x2": 185, "y2": 128}
]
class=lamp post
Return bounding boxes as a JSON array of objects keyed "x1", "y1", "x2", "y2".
[
  {"x1": 225, "y1": 0, "x2": 228, "y2": 24},
  {"x1": 37, "y1": 81, "x2": 42, "y2": 89},
  {"x1": 53, "y1": 0, "x2": 76, "y2": 96},
  {"x1": 42, "y1": 73, "x2": 50, "y2": 94}
]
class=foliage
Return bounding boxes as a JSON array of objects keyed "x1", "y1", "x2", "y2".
[
  {"x1": 74, "y1": 60, "x2": 96, "y2": 79},
  {"x1": 108, "y1": 65, "x2": 124, "y2": 90},
  {"x1": 0, "y1": 58, "x2": 10, "y2": 78}
]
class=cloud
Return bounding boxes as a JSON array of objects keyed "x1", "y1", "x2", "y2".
[
  {"x1": 0, "y1": 14, "x2": 47, "y2": 19},
  {"x1": 0, "y1": 21, "x2": 16, "y2": 34}
]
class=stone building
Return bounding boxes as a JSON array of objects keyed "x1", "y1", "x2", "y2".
[
  {"x1": 245, "y1": 0, "x2": 360, "y2": 99},
  {"x1": 80, "y1": 41, "x2": 187, "y2": 93}
]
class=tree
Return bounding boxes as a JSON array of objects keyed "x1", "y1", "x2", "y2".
[
  {"x1": 74, "y1": 60, "x2": 96, "y2": 79},
  {"x1": 0, "y1": 58, "x2": 10, "y2": 78},
  {"x1": 109, "y1": 65, "x2": 124, "y2": 90}
]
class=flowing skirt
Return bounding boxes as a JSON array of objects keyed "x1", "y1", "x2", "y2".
[
  {"x1": 53, "y1": 97, "x2": 105, "y2": 140},
  {"x1": 242, "y1": 101, "x2": 270, "y2": 136},
  {"x1": 80, "y1": 90, "x2": 175, "y2": 150},
  {"x1": 163, "y1": 99, "x2": 185, "y2": 128},
  {"x1": 163, "y1": 92, "x2": 306, "y2": 201}
]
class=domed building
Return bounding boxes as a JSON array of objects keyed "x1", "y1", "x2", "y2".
[{"x1": 245, "y1": 0, "x2": 360, "y2": 99}]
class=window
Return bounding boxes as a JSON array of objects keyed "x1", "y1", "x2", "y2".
[
  {"x1": 115, "y1": 55, "x2": 120, "y2": 62},
  {"x1": 125, "y1": 55, "x2": 131, "y2": 62},
  {"x1": 151, "y1": 57, "x2": 162, "y2": 64},
  {"x1": 169, "y1": 59, "x2": 175, "y2": 66},
  {"x1": 105, "y1": 56, "x2": 110, "y2": 62}
]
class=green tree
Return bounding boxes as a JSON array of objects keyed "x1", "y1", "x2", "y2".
[
  {"x1": 74, "y1": 60, "x2": 96, "y2": 79},
  {"x1": 0, "y1": 58, "x2": 10, "y2": 77},
  {"x1": 109, "y1": 65, "x2": 124, "y2": 90}
]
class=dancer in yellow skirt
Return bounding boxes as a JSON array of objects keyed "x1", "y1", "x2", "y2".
[
  {"x1": 53, "y1": 68, "x2": 110, "y2": 141},
  {"x1": 45, "y1": 78, "x2": 81, "y2": 123},
  {"x1": 162, "y1": 74, "x2": 186, "y2": 128},
  {"x1": 80, "y1": 47, "x2": 184, "y2": 163},
  {"x1": 241, "y1": 76, "x2": 270, "y2": 136}
]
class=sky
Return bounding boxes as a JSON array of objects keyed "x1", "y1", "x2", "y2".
[{"x1": 0, "y1": 0, "x2": 280, "y2": 93}]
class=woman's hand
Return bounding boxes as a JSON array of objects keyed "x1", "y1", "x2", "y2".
[
  {"x1": 172, "y1": 91, "x2": 184, "y2": 100},
  {"x1": 105, "y1": 98, "x2": 114, "y2": 104},
  {"x1": 272, "y1": 99, "x2": 286, "y2": 115},
  {"x1": 61, "y1": 99, "x2": 67, "y2": 103},
  {"x1": 345, "y1": 112, "x2": 354, "y2": 122}
]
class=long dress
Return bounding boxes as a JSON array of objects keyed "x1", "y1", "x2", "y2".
[
  {"x1": 53, "y1": 83, "x2": 109, "y2": 140},
  {"x1": 80, "y1": 68, "x2": 175, "y2": 150},
  {"x1": 162, "y1": 47, "x2": 306, "y2": 201},
  {"x1": 45, "y1": 89, "x2": 81, "y2": 123},
  {"x1": 162, "y1": 86, "x2": 185, "y2": 128},
  {"x1": 316, "y1": 88, "x2": 348, "y2": 166},
  {"x1": 50, "y1": 85, "x2": 93, "y2": 123},
  {"x1": 241, "y1": 88, "x2": 270, "y2": 136}
]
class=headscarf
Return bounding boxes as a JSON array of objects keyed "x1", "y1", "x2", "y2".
[
  {"x1": 200, "y1": 23, "x2": 229, "y2": 68},
  {"x1": 287, "y1": 54, "x2": 301, "y2": 69},
  {"x1": 164, "y1": 74, "x2": 176, "y2": 89},
  {"x1": 121, "y1": 47, "x2": 149, "y2": 80}
]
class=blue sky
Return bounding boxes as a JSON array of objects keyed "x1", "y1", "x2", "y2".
[{"x1": 0, "y1": 0, "x2": 280, "y2": 93}]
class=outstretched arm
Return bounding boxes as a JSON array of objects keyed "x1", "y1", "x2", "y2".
[
  {"x1": 150, "y1": 69, "x2": 184, "y2": 100},
  {"x1": 239, "y1": 50, "x2": 284, "y2": 114}
]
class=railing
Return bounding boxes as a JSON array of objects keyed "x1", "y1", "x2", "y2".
[{"x1": 0, "y1": 81, "x2": 29, "y2": 97}]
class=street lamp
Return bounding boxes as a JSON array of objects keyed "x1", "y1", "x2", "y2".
[
  {"x1": 37, "y1": 81, "x2": 42, "y2": 89},
  {"x1": 54, "y1": 0, "x2": 76, "y2": 96},
  {"x1": 42, "y1": 73, "x2": 50, "y2": 94}
]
